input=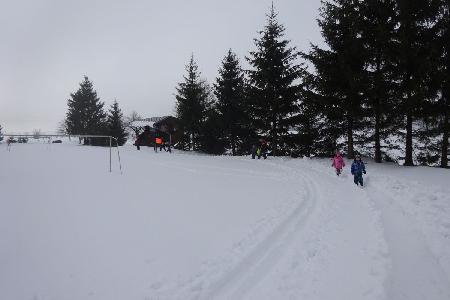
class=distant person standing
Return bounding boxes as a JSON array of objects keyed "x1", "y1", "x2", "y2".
[
  {"x1": 258, "y1": 139, "x2": 268, "y2": 159},
  {"x1": 154, "y1": 136, "x2": 162, "y2": 152},
  {"x1": 6, "y1": 137, "x2": 12, "y2": 151},
  {"x1": 351, "y1": 155, "x2": 366, "y2": 186},
  {"x1": 331, "y1": 150, "x2": 345, "y2": 176},
  {"x1": 251, "y1": 144, "x2": 257, "y2": 159},
  {"x1": 164, "y1": 140, "x2": 171, "y2": 153}
]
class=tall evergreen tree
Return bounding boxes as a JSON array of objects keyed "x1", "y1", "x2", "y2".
[
  {"x1": 393, "y1": 0, "x2": 440, "y2": 165},
  {"x1": 360, "y1": 0, "x2": 399, "y2": 163},
  {"x1": 0, "y1": 124, "x2": 3, "y2": 141},
  {"x1": 197, "y1": 107, "x2": 227, "y2": 155},
  {"x1": 175, "y1": 55, "x2": 210, "y2": 151},
  {"x1": 107, "y1": 100, "x2": 127, "y2": 146},
  {"x1": 435, "y1": 0, "x2": 450, "y2": 167},
  {"x1": 302, "y1": 46, "x2": 343, "y2": 156},
  {"x1": 294, "y1": 71, "x2": 326, "y2": 157},
  {"x1": 214, "y1": 49, "x2": 252, "y2": 155},
  {"x1": 304, "y1": 0, "x2": 367, "y2": 159},
  {"x1": 65, "y1": 76, "x2": 107, "y2": 144},
  {"x1": 247, "y1": 4, "x2": 301, "y2": 156}
]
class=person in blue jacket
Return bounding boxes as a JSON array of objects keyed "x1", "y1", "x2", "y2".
[{"x1": 351, "y1": 155, "x2": 366, "y2": 186}]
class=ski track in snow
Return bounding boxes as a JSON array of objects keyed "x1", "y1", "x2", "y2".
[
  {"x1": 365, "y1": 180, "x2": 450, "y2": 300},
  {"x1": 149, "y1": 160, "x2": 317, "y2": 300},
  {"x1": 2, "y1": 144, "x2": 450, "y2": 300},
  {"x1": 155, "y1": 158, "x2": 450, "y2": 300},
  {"x1": 293, "y1": 159, "x2": 450, "y2": 300},
  {"x1": 244, "y1": 161, "x2": 389, "y2": 300},
  {"x1": 151, "y1": 159, "x2": 391, "y2": 300},
  {"x1": 202, "y1": 164, "x2": 318, "y2": 300}
]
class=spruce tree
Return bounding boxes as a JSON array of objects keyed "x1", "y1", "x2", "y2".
[
  {"x1": 214, "y1": 49, "x2": 252, "y2": 155},
  {"x1": 107, "y1": 100, "x2": 127, "y2": 146},
  {"x1": 294, "y1": 70, "x2": 326, "y2": 157},
  {"x1": 65, "y1": 76, "x2": 107, "y2": 144},
  {"x1": 0, "y1": 124, "x2": 3, "y2": 141},
  {"x1": 436, "y1": 0, "x2": 450, "y2": 168},
  {"x1": 302, "y1": 45, "x2": 343, "y2": 156},
  {"x1": 418, "y1": 0, "x2": 450, "y2": 167},
  {"x1": 197, "y1": 107, "x2": 227, "y2": 155},
  {"x1": 247, "y1": 4, "x2": 301, "y2": 156},
  {"x1": 393, "y1": 0, "x2": 440, "y2": 165},
  {"x1": 360, "y1": 0, "x2": 398, "y2": 163},
  {"x1": 175, "y1": 55, "x2": 210, "y2": 151},
  {"x1": 305, "y1": 0, "x2": 367, "y2": 159}
]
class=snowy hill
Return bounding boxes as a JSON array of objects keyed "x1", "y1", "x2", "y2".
[{"x1": 1, "y1": 143, "x2": 449, "y2": 300}]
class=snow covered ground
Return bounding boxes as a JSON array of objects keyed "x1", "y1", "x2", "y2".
[{"x1": 1, "y1": 142, "x2": 449, "y2": 300}]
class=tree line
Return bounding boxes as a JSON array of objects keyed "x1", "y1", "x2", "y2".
[
  {"x1": 64, "y1": 76, "x2": 127, "y2": 146},
  {"x1": 175, "y1": 2, "x2": 449, "y2": 167}
]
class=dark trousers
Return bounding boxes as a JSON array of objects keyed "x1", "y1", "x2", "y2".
[{"x1": 353, "y1": 173, "x2": 364, "y2": 186}]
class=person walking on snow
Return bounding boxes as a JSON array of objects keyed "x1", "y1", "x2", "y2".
[
  {"x1": 154, "y1": 136, "x2": 162, "y2": 152},
  {"x1": 351, "y1": 155, "x2": 366, "y2": 186},
  {"x1": 6, "y1": 137, "x2": 12, "y2": 151},
  {"x1": 331, "y1": 150, "x2": 345, "y2": 176},
  {"x1": 258, "y1": 139, "x2": 268, "y2": 159}
]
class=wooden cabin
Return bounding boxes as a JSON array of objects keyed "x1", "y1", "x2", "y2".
[{"x1": 131, "y1": 116, "x2": 181, "y2": 146}]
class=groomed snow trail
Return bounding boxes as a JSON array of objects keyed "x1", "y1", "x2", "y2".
[
  {"x1": 201, "y1": 165, "x2": 319, "y2": 299},
  {"x1": 277, "y1": 159, "x2": 450, "y2": 300},
  {"x1": 1, "y1": 143, "x2": 449, "y2": 300},
  {"x1": 366, "y1": 181, "x2": 450, "y2": 300},
  {"x1": 153, "y1": 159, "x2": 390, "y2": 300},
  {"x1": 240, "y1": 161, "x2": 389, "y2": 300}
]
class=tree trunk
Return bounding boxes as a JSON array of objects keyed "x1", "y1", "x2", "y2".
[
  {"x1": 404, "y1": 107, "x2": 414, "y2": 166},
  {"x1": 272, "y1": 117, "x2": 278, "y2": 157},
  {"x1": 272, "y1": 131, "x2": 278, "y2": 157},
  {"x1": 374, "y1": 107, "x2": 382, "y2": 163},
  {"x1": 231, "y1": 133, "x2": 236, "y2": 156},
  {"x1": 441, "y1": 95, "x2": 449, "y2": 168},
  {"x1": 441, "y1": 1, "x2": 450, "y2": 168},
  {"x1": 374, "y1": 54, "x2": 382, "y2": 163},
  {"x1": 347, "y1": 114, "x2": 354, "y2": 159}
]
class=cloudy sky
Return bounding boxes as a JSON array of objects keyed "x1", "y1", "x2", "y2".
[{"x1": 0, "y1": 0, "x2": 324, "y2": 133}]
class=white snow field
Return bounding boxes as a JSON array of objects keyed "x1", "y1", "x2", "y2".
[{"x1": 1, "y1": 142, "x2": 450, "y2": 300}]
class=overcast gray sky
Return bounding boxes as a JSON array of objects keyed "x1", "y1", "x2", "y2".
[{"x1": 0, "y1": 0, "x2": 324, "y2": 133}]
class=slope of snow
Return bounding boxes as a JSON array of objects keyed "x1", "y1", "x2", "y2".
[{"x1": 0, "y1": 143, "x2": 449, "y2": 300}]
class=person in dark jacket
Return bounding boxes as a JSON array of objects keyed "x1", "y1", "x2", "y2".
[
  {"x1": 351, "y1": 155, "x2": 366, "y2": 186},
  {"x1": 258, "y1": 139, "x2": 268, "y2": 159},
  {"x1": 251, "y1": 144, "x2": 257, "y2": 159},
  {"x1": 134, "y1": 126, "x2": 152, "y2": 150}
]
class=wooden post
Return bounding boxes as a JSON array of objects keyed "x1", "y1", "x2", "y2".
[{"x1": 109, "y1": 136, "x2": 112, "y2": 172}]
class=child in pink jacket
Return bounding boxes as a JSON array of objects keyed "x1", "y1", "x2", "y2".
[{"x1": 331, "y1": 151, "x2": 345, "y2": 176}]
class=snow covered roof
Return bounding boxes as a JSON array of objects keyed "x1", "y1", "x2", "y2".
[
  {"x1": 130, "y1": 120, "x2": 155, "y2": 128},
  {"x1": 130, "y1": 116, "x2": 173, "y2": 129}
]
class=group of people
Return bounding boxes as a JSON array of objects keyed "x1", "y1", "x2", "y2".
[
  {"x1": 135, "y1": 127, "x2": 366, "y2": 186},
  {"x1": 134, "y1": 125, "x2": 171, "y2": 153},
  {"x1": 331, "y1": 151, "x2": 366, "y2": 186},
  {"x1": 251, "y1": 139, "x2": 269, "y2": 160}
]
